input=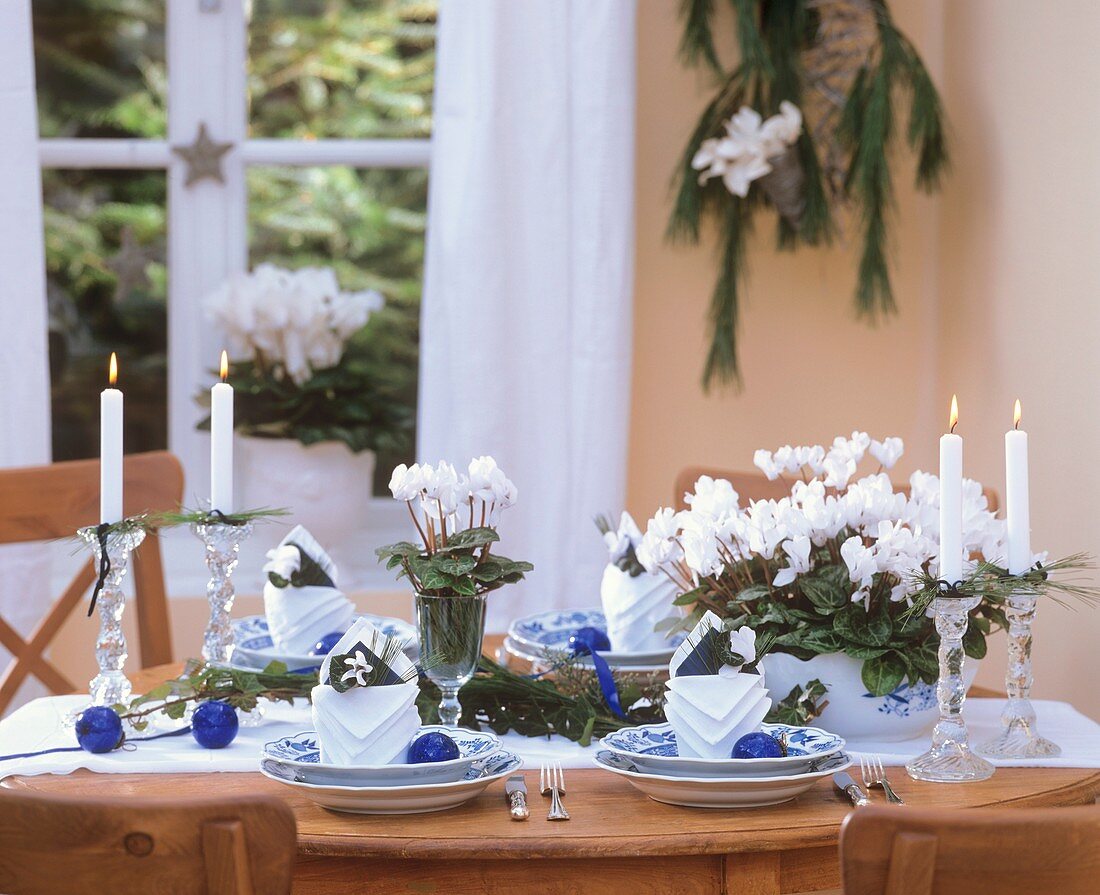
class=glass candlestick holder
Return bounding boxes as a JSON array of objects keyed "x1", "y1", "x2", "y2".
[
  {"x1": 192, "y1": 519, "x2": 253, "y2": 664},
  {"x1": 906, "y1": 589, "x2": 995, "y2": 783},
  {"x1": 78, "y1": 523, "x2": 146, "y2": 706},
  {"x1": 978, "y1": 590, "x2": 1060, "y2": 758}
]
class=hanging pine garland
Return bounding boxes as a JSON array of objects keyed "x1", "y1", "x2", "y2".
[{"x1": 670, "y1": 0, "x2": 948, "y2": 389}]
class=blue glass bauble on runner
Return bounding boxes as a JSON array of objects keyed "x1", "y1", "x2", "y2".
[
  {"x1": 75, "y1": 706, "x2": 125, "y2": 754},
  {"x1": 732, "y1": 732, "x2": 784, "y2": 759},
  {"x1": 408, "y1": 731, "x2": 460, "y2": 763},
  {"x1": 310, "y1": 631, "x2": 344, "y2": 656},
  {"x1": 568, "y1": 626, "x2": 611, "y2": 656},
  {"x1": 192, "y1": 700, "x2": 239, "y2": 749}
]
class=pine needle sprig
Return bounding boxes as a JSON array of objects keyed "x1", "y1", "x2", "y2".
[
  {"x1": 155, "y1": 506, "x2": 290, "y2": 528},
  {"x1": 678, "y1": 0, "x2": 723, "y2": 76}
]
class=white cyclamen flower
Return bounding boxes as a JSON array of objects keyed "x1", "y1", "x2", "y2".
[
  {"x1": 686, "y1": 476, "x2": 740, "y2": 521},
  {"x1": 870, "y1": 437, "x2": 904, "y2": 469},
  {"x1": 263, "y1": 544, "x2": 301, "y2": 584},
  {"x1": 389, "y1": 462, "x2": 430, "y2": 502},
  {"x1": 636, "y1": 508, "x2": 684, "y2": 572},
  {"x1": 340, "y1": 650, "x2": 375, "y2": 687},
  {"x1": 727, "y1": 625, "x2": 758, "y2": 665},
  {"x1": 772, "y1": 535, "x2": 812, "y2": 588},
  {"x1": 753, "y1": 450, "x2": 781, "y2": 481}
]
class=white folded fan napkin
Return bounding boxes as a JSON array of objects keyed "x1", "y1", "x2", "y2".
[
  {"x1": 600, "y1": 564, "x2": 680, "y2": 653},
  {"x1": 262, "y1": 525, "x2": 355, "y2": 654},
  {"x1": 664, "y1": 611, "x2": 772, "y2": 760},
  {"x1": 310, "y1": 617, "x2": 422, "y2": 766}
]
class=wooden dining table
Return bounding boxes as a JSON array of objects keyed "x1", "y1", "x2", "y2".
[{"x1": 6, "y1": 637, "x2": 1099, "y2": 895}]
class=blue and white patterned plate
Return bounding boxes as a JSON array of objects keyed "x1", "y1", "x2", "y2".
[
  {"x1": 232, "y1": 613, "x2": 417, "y2": 673},
  {"x1": 600, "y1": 722, "x2": 845, "y2": 778},
  {"x1": 261, "y1": 726, "x2": 501, "y2": 787},
  {"x1": 507, "y1": 607, "x2": 683, "y2": 667},
  {"x1": 594, "y1": 750, "x2": 851, "y2": 808},
  {"x1": 258, "y1": 751, "x2": 523, "y2": 815}
]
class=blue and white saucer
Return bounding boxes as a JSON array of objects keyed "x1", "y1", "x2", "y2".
[
  {"x1": 601, "y1": 722, "x2": 845, "y2": 778},
  {"x1": 232, "y1": 613, "x2": 417, "y2": 673},
  {"x1": 261, "y1": 726, "x2": 501, "y2": 787},
  {"x1": 259, "y1": 751, "x2": 522, "y2": 814},
  {"x1": 506, "y1": 607, "x2": 683, "y2": 668},
  {"x1": 594, "y1": 749, "x2": 850, "y2": 808}
]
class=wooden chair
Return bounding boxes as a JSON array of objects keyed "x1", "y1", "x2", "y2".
[
  {"x1": 0, "y1": 788, "x2": 296, "y2": 895},
  {"x1": 0, "y1": 451, "x2": 184, "y2": 715},
  {"x1": 674, "y1": 466, "x2": 1000, "y2": 512},
  {"x1": 840, "y1": 804, "x2": 1100, "y2": 895}
]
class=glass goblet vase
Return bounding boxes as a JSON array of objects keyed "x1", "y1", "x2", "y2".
[
  {"x1": 978, "y1": 590, "x2": 1060, "y2": 758},
  {"x1": 415, "y1": 592, "x2": 488, "y2": 727},
  {"x1": 906, "y1": 591, "x2": 995, "y2": 783}
]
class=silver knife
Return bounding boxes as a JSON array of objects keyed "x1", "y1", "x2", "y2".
[
  {"x1": 833, "y1": 771, "x2": 871, "y2": 808},
  {"x1": 505, "y1": 774, "x2": 529, "y2": 820}
]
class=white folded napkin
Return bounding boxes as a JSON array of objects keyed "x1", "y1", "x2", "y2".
[
  {"x1": 601, "y1": 565, "x2": 679, "y2": 653},
  {"x1": 262, "y1": 525, "x2": 354, "y2": 654},
  {"x1": 664, "y1": 611, "x2": 772, "y2": 759},
  {"x1": 310, "y1": 618, "x2": 421, "y2": 766},
  {"x1": 599, "y1": 511, "x2": 680, "y2": 653}
]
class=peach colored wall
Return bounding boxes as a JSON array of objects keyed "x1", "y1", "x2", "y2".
[{"x1": 630, "y1": 0, "x2": 1099, "y2": 717}]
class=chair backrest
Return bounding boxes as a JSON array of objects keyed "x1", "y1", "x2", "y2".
[
  {"x1": 841, "y1": 805, "x2": 1100, "y2": 895},
  {"x1": 0, "y1": 788, "x2": 296, "y2": 895},
  {"x1": 674, "y1": 466, "x2": 1000, "y2": 512},
  {"x1": 0, "y1": 452, "x2": 184, "y2": 714}
]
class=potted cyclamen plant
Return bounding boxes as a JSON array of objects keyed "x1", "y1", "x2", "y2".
[
  {"x1": 201, "y1": 264, "x2": 412, "y2": 559},
  {"x1": 638, "y1": 433, "x2": 1012, "y2": 741},
  {"x1": 378, "y1": 457, "x2": 533, "y2": 726}
]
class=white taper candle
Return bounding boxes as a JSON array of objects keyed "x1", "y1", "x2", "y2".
[
  {"x1": 210, "y1": 350, "x2": 234, "y2": 514},
  {"x1": 939, "y1": 394, "x2": 963, "y2": 584},
  {"x1": 1005, "y1": 399, "x2": 1031, "y2": 575},
  {"x1": 100, "y1": 352, "x2": 124, "y2": 524}
]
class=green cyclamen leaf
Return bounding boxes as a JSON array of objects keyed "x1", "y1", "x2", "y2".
[
  {"x1": 834, "y1": 604, "x2": 893, "y2": 647},
  {"x1": 860, "y1": 651, "x2": 907, "y2": 697},
  {"x1": 800, "y1": 576, "x2": 850, "y2": 614}
]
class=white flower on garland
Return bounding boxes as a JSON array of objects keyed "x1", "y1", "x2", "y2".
[
  {"x1": 340, "y1": 651, "x2": 375, "y2": 688},
  {"x1": 206, "y1": 263, "x2": 384, "y2": 385},
  {"x1": 692, "y1": 101, "x2": 803, "y2": 197},
  {"x1": 728, "y1": 625, "x2": 758, "y2": 665},
  {"x1": 262, "y1": 544, "x2": 301, "y2": 584}
]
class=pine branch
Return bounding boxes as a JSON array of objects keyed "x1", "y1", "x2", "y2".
[
  {"x1": 678, "y1": 0, "x2": 724, "y2": 76},
  {"x1": 702, "y1": 201, "x2": 750, "y2": 389}
]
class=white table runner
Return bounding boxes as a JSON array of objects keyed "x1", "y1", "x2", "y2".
[{"x1": 2, "y1": 696, "x2": 1098, "y2": 779}]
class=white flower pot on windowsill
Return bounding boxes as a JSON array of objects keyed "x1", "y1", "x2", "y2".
[
  {"x1": 763, "y1": 651, "x2": 981, "y2": 742},
  {"x1": 236, "y1": 435, "x2": 375, "y2": 575}
]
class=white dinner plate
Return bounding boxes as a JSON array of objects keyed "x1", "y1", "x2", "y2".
[
  {"x1": 593, "y1": 750, "x2": 851, "y2": 809},
  {"x1": 259, "y1": 751, "x2": 522, "y2": 814},
  {"x1": 232, "y1": 613, "x2": 417, "y2": 672},
  {"x1": 506, "y1": 607, "x2": 681, "y2": 668}
]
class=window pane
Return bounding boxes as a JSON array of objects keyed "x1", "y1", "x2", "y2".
[
  {"x1": 45, "y1": 169, "x2": 168, "y2": 461},
  {"x1": 248, "y1": 0, "x2": 435, "y2": 139},
  {"x1": 247, "y1": 166, "x2": 425, "y2": 493},
  {"x1": 33, "y1": 0, "x2": 166, "y2": 139}
]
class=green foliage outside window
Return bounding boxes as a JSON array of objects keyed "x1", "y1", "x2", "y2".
[{"x1": 34, "y1": 0, "x2": 434, "y2": 490}]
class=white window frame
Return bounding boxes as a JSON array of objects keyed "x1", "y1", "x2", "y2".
[{"x1": 38, "y1": 1, "x2": 428, "y2": 595}]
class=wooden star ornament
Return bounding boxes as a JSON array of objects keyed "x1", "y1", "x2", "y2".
[{"x1": 171, "y1": 123, "x2": 233, "y2": 187}]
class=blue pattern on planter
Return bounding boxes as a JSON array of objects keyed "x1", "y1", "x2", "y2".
[{"x1": 867, "y1": 679, "x2": 939, "y2": 717}]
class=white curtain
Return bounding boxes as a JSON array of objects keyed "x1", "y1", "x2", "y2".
[
  {"x1": 419, "y1": 0, "x2": 637, "y2": 630},
  {"x1": 0, "y1": 0, "x2": 54, "y2": 711}
]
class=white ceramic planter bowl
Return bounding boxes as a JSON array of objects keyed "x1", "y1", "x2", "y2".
[{"x1": 762, "y1": 651, "x2": 981, "y2": 742}]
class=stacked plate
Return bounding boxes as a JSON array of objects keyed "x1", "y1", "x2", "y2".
[
  {"x1": 260, "y1": 726, "x2": 520, "y2": 814},
  {"x1": 503, "y1": 607, "x2": 683, "y2": 674},
  {"x1": 231, "y1": 613, "x2": 417, "y2": 673},
  {"x1": 596, "y1": 722, "x2": 850, "y2": 808}
]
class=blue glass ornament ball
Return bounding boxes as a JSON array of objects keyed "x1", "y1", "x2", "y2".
[
  {"x1": 75, "y1": 706, "x2": 124, "y2": 754},
  {"x1": 310, "y1": 631, "x2": 344, "y2": 656},
  {"x1": 407, "y1": 731, "x2": 460, "y2": 763},
  {"x1": 191, "y1": 700, "x2": 239, "y2": 749},
  {"x1": 731, "y1": 731, "x2": 784, "y2": 759},
  {"x1": 568, "y1": 626, "x2": 611, "y2": 656}
]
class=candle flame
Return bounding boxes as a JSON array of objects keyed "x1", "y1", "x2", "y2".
[
  {"x1": 1014, "y1": 398, "x2": 1022, "y2": 430},
  {"x1": 108, "y1": 352, "x2": 118, "y2": 386},
  {"x1": 219, "y1": 350, "x2": 229, "y2": 382},
  {"x1": 949, "y1": 394, "x2": 959, "y2": 433}
]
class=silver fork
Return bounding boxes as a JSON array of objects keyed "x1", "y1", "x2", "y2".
[
  {"x1": 539, "y1": 761, "x2": 570, "y2": 821},
  {"x1": 860, "y1": 754, "x2": 904, "y2": 805}
]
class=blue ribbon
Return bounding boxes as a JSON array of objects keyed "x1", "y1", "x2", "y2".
[
  {"x1": 0, "y1": 724, "x2": 193, "y2": 764},
  {"x1": 568, "y1": 627, "x2": 626, "y2": 719}
]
